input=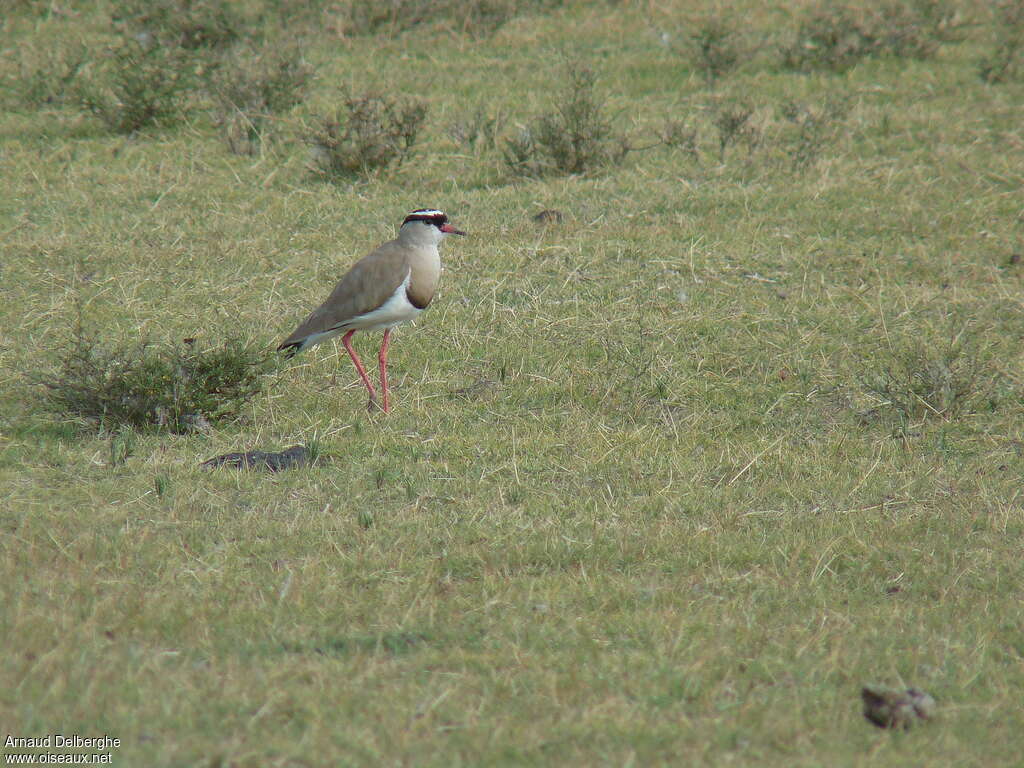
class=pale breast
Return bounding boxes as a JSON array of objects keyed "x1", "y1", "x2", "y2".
[
  {"x1": 405, "y1": 245, "x2": 441, "y2": 310},
  {"x1": 348, "y1": 269, "x2": 423, "y2": 331}
]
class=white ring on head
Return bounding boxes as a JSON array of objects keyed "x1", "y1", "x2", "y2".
[{"x1": 408, "y1": 209, "x2": 445, "y2": 218}]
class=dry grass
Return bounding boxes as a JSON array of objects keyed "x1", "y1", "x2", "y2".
[{"x1": 1, "y1": 1, "x2": 1023, "y2": 765}]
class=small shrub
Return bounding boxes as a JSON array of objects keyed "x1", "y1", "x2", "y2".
[
  {"x1": 448, "y1": 107, "x2": 503, "y2": 152},
  {"x1": 860, "y1": 1, "x2": 958, "y2": 59},
  {"x1": 77, "y1": 38, "x2": 194, "y2": 134},
  {"x1": 110, "y1": 0, "x2": 247, "y2": 50},
  {"x1": 5, "y1": 0, "x2": 55, "y2": 15},
  {"x1": 16, "y1": 43, "x2": 89, "y2": 109},
  {"x1": 337, "y1": 0, "x2": 563, "y2": 38},
  {"x1": 781, "y1": 5, "x2": 875, "y2": 72},
  {"x1": 614, "y1": 289, "x2": 659, "y2": 385},
  {"x1": 979, "y1": 0, "x2": 1024, "y2": 83},
  {"x1": 503, "y1": 128, "x2": 539, "y2": 176},
  {"x1": 861, "y1": 338, "x2": 992, "y2": 422},
  {"x1": 659, "y1": 117, "x2": 699, "y2": 160},
  {"x1": 339, "y1": 0, "x2": 442, "y2": 36},
  {"x1": 689, "y1": 17, "x2": 744, "y2": 86},
  {"x1": 780, "y1": 1, "x2": 962, "y2": 72},
  {"x1": 218, "y1": 111, "x2": 263, "y2": 157},
  {"x1": 711, "y1": 101, "x2": 758, "y2": 163},
  {"x1": 42, "y1": 334, "x2": 275, "y2": 433},
  {"x1": 211, "y1": 44, "x2": 312, "y2": 155},
  {"x1": 655, "y1": 14, "x2": 749, "y2": 88},
  {"x1": 259, "y1": 0, "x2": 329, "y2": 29},
  {"x1": 778, "y1": 97, "x2": 851, "y2": 168},
  {"x1": 306, "y1": 92, "x2": 427, "y2": 179},
  {"x1": 503, "y1": 62, "x2": 628, "y2": 177}
]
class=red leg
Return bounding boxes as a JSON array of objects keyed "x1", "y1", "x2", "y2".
[
  {"x1": 341, "y1": 330, "x2": 377, "y2": 408},
  {"x1": 378, "y1": 329, "x2": 392, "y2": 414}
]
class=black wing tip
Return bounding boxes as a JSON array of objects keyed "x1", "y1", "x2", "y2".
[{"x1": 277, "y1": 341, "x2": 303, "y2": 358}]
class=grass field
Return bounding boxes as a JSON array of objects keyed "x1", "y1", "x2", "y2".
[{"x1": 2, "y1": 0, "x2": 1023, "y2": 765}]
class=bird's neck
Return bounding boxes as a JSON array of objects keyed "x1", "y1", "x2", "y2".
[{"x1": 397, "y1": 225, "x2": 444, "y2": 252}]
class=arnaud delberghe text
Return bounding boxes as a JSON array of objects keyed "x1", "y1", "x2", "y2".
[{"x1": 5, "y1": 735, "x2": 121, "y2": 750}]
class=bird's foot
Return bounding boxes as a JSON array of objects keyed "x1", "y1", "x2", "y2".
[{"x1": 367, "y1": 397, "x2": 389, "y2": 414}]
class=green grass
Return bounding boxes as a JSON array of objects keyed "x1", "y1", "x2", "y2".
[{"x1": 2, "y1": 1, "x2": 1023, "y2": 765}]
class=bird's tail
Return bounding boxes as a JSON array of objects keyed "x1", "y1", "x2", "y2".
[{"x1": 277, "y1": 340, "x2": 304, "y2": 358}]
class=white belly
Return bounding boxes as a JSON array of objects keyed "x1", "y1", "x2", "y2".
[{"x1": 349, "y1": 270, "x2": 422, "y2": 331}]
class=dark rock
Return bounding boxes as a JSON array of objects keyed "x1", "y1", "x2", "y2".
[
  {"x1": 201, "y1": 445, "x2": 311, "y2": 472},
  {"x1": 532, "y1": 209, "x2": 564, "y2": 225},
  {"x1": 861, "y1": 685, "x2": 935, "y2": 729}
]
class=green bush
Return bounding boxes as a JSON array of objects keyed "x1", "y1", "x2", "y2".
[
  {"x1": 43, "y1": 335, "x2": 275, "y2": 433},
  {"x1": 711, "y1": 101, "x2": 758, "y2": 163},
  {"x1": 687, "y1": 16, "x2": 744, "y2": 86},
  {"x1": 337, "y1": 0, "x2": 564, "y2": 38},
  {"x1": 979, "y1": 0, "x2": 1024, "y2": 83},
  {"x1": 211, "y1": 44, "x2": 312, "y2": 155},
  {"x1": 448, "y1": 107, "x2": 503, "y2": 153},
  {"x1": 77, "y1": 38, "x2": 194, "y2": 134},
  {"x1": 110, "y1": 0, "x2": 247, "y2": 50},
  {"x1": 781, "y1": 1, "x2": 963, "y2": 72},
  {"x1": 504, "y1": 62, "x2": 628, "y2": 177},
  {"x1": 15, "y1": 42, "x2": 89, "y2": 109},
  {"x1": 306, "y1": 91, "x2": 427, "y2": 179},
  {"x1": 777, "y1": 97, "x2": 851, "y2": 169},
  {"x1": 861, "y1": 338, "x2": 993, "y2": 422}
]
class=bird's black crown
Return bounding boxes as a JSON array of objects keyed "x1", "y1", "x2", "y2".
[{"x1": 402, "y1": 209, "x2": 448, "y2": 229}]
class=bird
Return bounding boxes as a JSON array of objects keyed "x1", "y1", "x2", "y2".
[{"x1": 277, "y1": 209, "x2": 465, "y2": 414}]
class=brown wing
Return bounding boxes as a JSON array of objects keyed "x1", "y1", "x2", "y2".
[{"x1": 278, "y1": 240, "x2": 410, "y2": 348}]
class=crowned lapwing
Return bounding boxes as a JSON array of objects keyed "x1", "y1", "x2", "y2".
[{"x1": 278, "y1": 209, "x2": 465, "y2": 413}]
